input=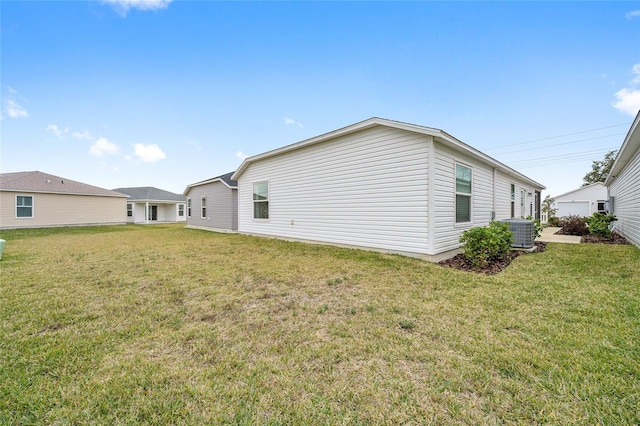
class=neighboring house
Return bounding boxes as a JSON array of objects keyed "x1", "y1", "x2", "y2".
[
  {"x1": 551, "y1": 183, "x2": 608, "y2": 218},
  {"x1": 183, "y1": 172, "x2": 238, "y2": 232},
  {"x1": 232, "y1": 117, "x2": 545, "y2": 261},
  {"x1": 604, "y1": 111, "x2": 640, "y2": 248},
  {"x1": 0, "y1": 171, "x2": 127, "y2": 229},
  {"x1": 112, "y1": 187, "x2": 187, "y2": 224}
]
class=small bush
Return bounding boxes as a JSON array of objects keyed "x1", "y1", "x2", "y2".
[
  {"x1": 559, "y1": 215, "x2": 589, "y2": 236},
  {"x1": 585, "y1": 213, "x2": 617, "y2": 237},
  {"x1": 399, "y1": 320, "x2": 415, "y2": 330},
  {"x1": 459, "y1": 222, "x2": 513, "y2": 268},
  {"x1": 525, "y1": 216, "x2": 543, "y2": 238},
  {"x1": 547, "y1": 216, "x2": 561, "y2": 227}
]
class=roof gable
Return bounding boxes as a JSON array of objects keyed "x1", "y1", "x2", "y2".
[
  {"x1": 0, "y1": 171, "x2": 128, "y2": 198},
  {"x1": 112, "y1": 187, "x2": 186, "y2": 202},
  {"x1": 231, "y1": 117, "x2": 545, "y2": 190},
  {"x1": 183, "y1": 172, "x2": 238, "y2": 195}
]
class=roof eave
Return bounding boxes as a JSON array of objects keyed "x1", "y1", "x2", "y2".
[{"x1": 604, "y1": 111, "x2": 640, "y2": 186}]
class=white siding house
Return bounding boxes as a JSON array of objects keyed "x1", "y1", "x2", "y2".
[
  {"x1": 0, "y1": 171, "x2": 127, "y2": 229},
  {"x1": 232, "y1": 118, "x2": 545, "y2": 261},
  {"x1": 113, "y1": 187, "x2": 187, "y2": 224},
  {"x1": 552, "y1": 183, "x2": 608, "y2": 218},
  {"x1": 604, "y1": 111, "x2": 640, "y2": 248},
  {"x1": 183, "y1": 172, "x2": 238, "y2": 232}
]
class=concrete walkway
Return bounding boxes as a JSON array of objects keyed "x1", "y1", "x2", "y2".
[{"x1": 536, "y1": 227, "x2": 582, "y2": 244}]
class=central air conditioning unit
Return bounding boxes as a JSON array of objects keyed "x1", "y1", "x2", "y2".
[{"x1": 500, "y1": 219, "x2": 536, "y2": 249}]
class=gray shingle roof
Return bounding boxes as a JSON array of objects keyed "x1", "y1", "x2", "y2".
[
  {"x1": 112, "y1": 187, "x2": 186, "y2": 202},
  {"x1": 0, "y1": 171, "x2": 128, "y2": 198}
]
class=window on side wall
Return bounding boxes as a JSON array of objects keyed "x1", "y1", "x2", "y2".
[
  {"x1": 455, "y1": 164, "x2": 472, "y2": 223},
  {"x1": 178, "y1": 204, "x2": 184, "y2": 217},
  {"x1": 520, "y1": 189, "x2": 525, "y2": 217},
  {"x1": 201, "y1": 197, "x2": 207, "y2": 218},
  {"x1": 127, "y1": 203, "x2": 133, "y2": 217},
  {"x1": 16, "y1": 195, "x2": 33, "y2": 218},
  {"x1": 187, "y1": 198, "x2": 191, "y2": 218},
  {"x1": 510, "y1": 184, "x2": 515, "y2": 218},
  {"x1": 253, "y1": 182, "x2": 269, "y2": 219}
]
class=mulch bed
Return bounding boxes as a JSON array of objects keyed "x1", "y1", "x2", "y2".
[
  {"x1": 580, "y1": 232, "x2": 631, "y2": 245},
  {"x1": 438, "y1": 242, "x2": 547, "y2": 275}
]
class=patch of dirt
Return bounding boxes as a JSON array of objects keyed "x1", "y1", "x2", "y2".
[
  {"x1": 438, "y1": 242, "x2": 547, "y2": 275},
  {"x1": 581, "y1": 232, "x2": 631, "y2": 245}
]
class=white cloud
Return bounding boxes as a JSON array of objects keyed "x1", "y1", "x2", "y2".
[
  {"x1": 133, "y1": 143, "x2": 166, "y2": 162},
  {"x1": 612, "y1": 88, "x2": 640, "y2": 116},
  {"x1": 73, "y1": 130, "x2": 94, "y2": 140},
  {"x1": 103, "y1": 0, "x2": 172, "y2": 16},
  {"x1": 90, "y1": 137, "x2": 121, "y2": 157},
  {"x1": 46, "y1": 124, "x2": 69, "y2": 137},
  {"x1": 236, "y1": 150, "x2": 248, "y2": 160},
  {"x1": 285, "y1": 117, "x2": 304, "y2": 128},
  {"x1": 612, "y1": 64, "x2": 640, "y2": 116},
  {"x1": 6, "y1": 99, "x2": 28, "y2": 119},
  {"x1": 625, "y1": 10, "x2": 640, "y2": 20}
]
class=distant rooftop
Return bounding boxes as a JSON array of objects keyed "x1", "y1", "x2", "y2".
[
  {"x1": 112, "y1": 186, "x2": 186, "y2": 202},
  {"x1": 0, "y1": 171, "x2": 127, "y2": 198}
]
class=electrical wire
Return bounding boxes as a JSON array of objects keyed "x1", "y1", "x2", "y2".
[{"x1": 483, "y1": 122, "x2": 631, "y2": 151}]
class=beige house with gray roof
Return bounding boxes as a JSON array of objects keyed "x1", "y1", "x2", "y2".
[{"x1": 0, "y1": 171, "x2": 128, "y2": 229}]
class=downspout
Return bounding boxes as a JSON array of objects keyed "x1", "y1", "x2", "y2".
[
  {"x1": 492, "y1": 168, "x2": 497, "y2": 221},
  {"x1": 427, "y1": 136, "x2": 436, "y2": 255}
]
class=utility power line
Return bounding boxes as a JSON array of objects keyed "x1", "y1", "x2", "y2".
[
  {"x1": 507, "y1": 147, "x2": 617, "y2": 169},
  {"x1": 495, "y1": 133, "x2": 625, "y2": 156},
  {"x1": 483, "y1": 122, "x2": 631, "y2": 151}
]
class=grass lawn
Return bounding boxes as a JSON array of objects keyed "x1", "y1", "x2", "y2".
[{"x1": 1, "y1": 224, "x2": 639, "y2": 425}]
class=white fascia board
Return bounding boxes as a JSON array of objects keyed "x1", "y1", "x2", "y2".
[
  {"x1": 604, "y1": 111, "x2": 640, "y2": 186},
  {"x1": 231, "y1": 116, "x2": 545, "y2": 190},
  {"x1": 232, "y1": 117, "x2": 442, "y2": 180},
  {"x1": 434, "y1": 131, "x2": 546, "y2": 190},
  {"x1": 0, "y1": 189, "x2": 129, "y2": 198},
  {"x1": 183, "y1": 178, "x2": 236, "y2": 195}
]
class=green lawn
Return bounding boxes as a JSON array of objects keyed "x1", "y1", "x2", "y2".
[{"x1": 1, "y1": 224, "x2": 639, "y2": 425}]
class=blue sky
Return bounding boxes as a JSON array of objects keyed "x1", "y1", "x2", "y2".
[{"x1": 2, "y1": 1, "x2": 639, "y2": 198}]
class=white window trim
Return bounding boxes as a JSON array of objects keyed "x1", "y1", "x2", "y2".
[
  {"x1": 455, "y1": 163, "x2": 472, "y2": 225},
  {"x1": 253, "y1": 181, "x2": 270, "y2": 220},
  {"x1": 187, "y1": 198, "x2": 191, "y2": 218},
  {"x1": 201, "y1": 196, "x2": 207, "y2": 219},
  {"x1": 16, "y1": 194, "x2": 34, "y2": 219}
]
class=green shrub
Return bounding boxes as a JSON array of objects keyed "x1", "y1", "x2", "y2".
[
  {"x1": 585, "y1": 213, "x2": 617, "y2": 237},
  {"x1": 459, "y1": 222, "x2": 513, "y2": 268},
  {"x1": 525, "y1": 216, "x2": 543, "y2": 238},
  {"x1": 547, "y1": 216, "x2": 561, "y2": 227},
  {"x1": 559, "y1": 215, "x2": 589, "y2": 236}
]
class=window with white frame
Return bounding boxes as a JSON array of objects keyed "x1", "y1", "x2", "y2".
[
  {"x1": 201, "y1": 197, "x2": 207, "y2": 218},
  {"x1": 455, "y1": 164, "x2": 472, "y2": 223},
  {"x1": 510, "y1": 184, "x2": 516, "y2": 218},
  {"x1": 187, "y1": 198, "x2": 191, "y2": 218},
  {"x1": 520, "y1": 189, "x2": 525, "y2": 217},
  {"x1": 16, "y1": 195, "x2": 33, "y2": 218},
  {"x1": 253, "y1": 182, "x2": 269, "y2": 219},
  {"x1": 178, "y1": 204, "x2": 184, "y2": 217},
  {"x1": 127, "y1": 203, "x2": 133, "y2": 217}
]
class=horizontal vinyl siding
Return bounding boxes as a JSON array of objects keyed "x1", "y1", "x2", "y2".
[
  {"x1": 432, "y1": 144, "x2": 539, "y2": 254},
  {"x1": 186, "y1": 182, "x2": 237, "y2": 231},
  {"x1": 238, "y1": 126, "x2": 430, "y2": 255},
  {"x1": 0, "y1": 192, "x2": 126, "y2": 229},
  {"x1": 609, "y1": 148, "x2": 640, "y2": 247}
]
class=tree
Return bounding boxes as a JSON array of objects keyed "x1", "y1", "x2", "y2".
[
  {"x1": 582, "y1": 150, "x2": 617, "y2": 186},
  {"x1": 542, "y1": 194, "x2": 557, "y2": 218}
]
